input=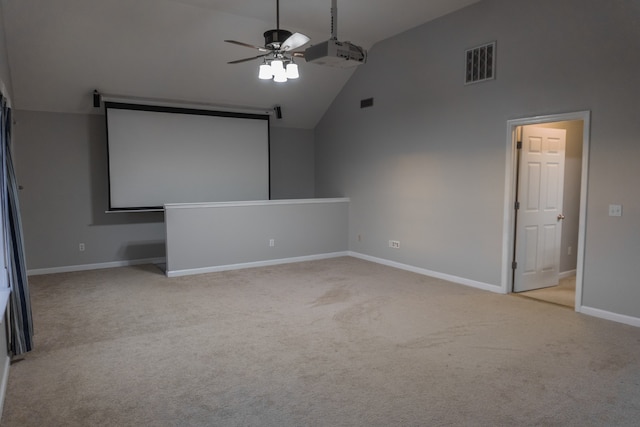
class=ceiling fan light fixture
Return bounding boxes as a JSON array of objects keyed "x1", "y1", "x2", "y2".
[
  {"x1": 226, "y1": 0, "x2": 310, "y2": 83},
  {"x1": 258, "y1": 63, "x2": 273, "y2": 79},
  {"x1": 273, "y1": 73, "x2": 288, "y2": 83},
  {"x1": 271, "y1": 59, "x2": 284, "y2": 73},
  {"x1": 285, "y1": 62, "x2": 299, "y2": 79},
  {"x1": 271, "y1": 59, "x2": 287, "y2": 82}
]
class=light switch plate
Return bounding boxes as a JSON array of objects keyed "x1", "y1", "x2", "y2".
[{"x1": 609, "y1": 204, "x2": 622, "y2": 217}]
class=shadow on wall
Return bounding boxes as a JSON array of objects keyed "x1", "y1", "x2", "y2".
[
  {"x1": 87, "y1": 114, "x2": 164, "y2": 226},
  {"x1": 119, "y1": 241, "x2": 166, "y2": 260}
]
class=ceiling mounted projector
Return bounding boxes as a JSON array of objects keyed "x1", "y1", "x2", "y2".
[{"x1": 305, "y1": 0, "x2": 367, "y2": 68}]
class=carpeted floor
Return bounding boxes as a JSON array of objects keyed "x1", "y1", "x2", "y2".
[
  {"x1": 517, "y1": 275, "x2": 576, "y2": 308},
  {"x1": 1, "y1": 257, "x2": 639, "y2": 426}
]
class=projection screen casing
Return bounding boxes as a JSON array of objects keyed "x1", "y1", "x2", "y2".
[{"x1": 105, "y1": 102, "x2": 270, "y2": 210}]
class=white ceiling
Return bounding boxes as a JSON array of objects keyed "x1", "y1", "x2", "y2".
[{"x1": 1, "y1": 0, "x2": 480, "y2": 129}]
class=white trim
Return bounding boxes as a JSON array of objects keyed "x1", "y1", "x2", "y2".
[
  {"x1": 166, "y1": 251, "x2": 349, "y2": 277},
  {"x1": 0, "y1": 288, "x2": 9, "y2": 319},
  {"x1": 502, "y1": 111, "x2": 591, "y2": 314},
  {"x1": 501, "y1": 123, "x2": 519, "y2": 294},
  {"x1": 0, "y1": 78, "x2": 10, "y2": 108},
  {"x1": 27, "y1": 257, "x2": 166, "y2": 276},
  {"x1": 349, "y1": 252, "x2": 503, "y2": 294},
  {"x1": 579, "y1": 306, "x2": 640, "y2": 328},
  {"x1": 0, "y1": 354, "x2": 10, "y2": 418},
  {"x1": 164, "y1": 198, "x2": 350, "y2": 210},
  {"x1": 574, "y1": 115, "x2": 591, "y2": 310},
  {"x1": 559, "y1": 269, "x2": 576, "y2": 279},
  {"x1": 106, "y1": 208, "x2": 163, "y2": 214}
]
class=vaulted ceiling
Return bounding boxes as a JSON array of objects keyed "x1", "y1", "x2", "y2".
[{"x1": 1, "y1": 0, "x2": 480, "y2": 129}]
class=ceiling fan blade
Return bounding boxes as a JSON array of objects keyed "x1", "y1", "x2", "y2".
[
  {"x1": 228, "y1": 53, "x2": 269, "y2": 64},
  {"x1": 224, "y1": 40, "x2": 269, "y2": 52},
  {"x1": 280, "y1": 33, "x2": 310, "y2": 51}
]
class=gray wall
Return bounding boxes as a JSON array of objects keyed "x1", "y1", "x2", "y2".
[
  {"x1": 270, "y1": 127, "x2": 315, "y2": 199},
  {"x1": 315, "y1": 0, "x2": 640, "y2": 318},
  {"x1": 13, "y1": 111, "x2": 166, "y2": 270},
  {"x1": 165, "y1": 199, "x2": 348, "y2": 275},
  {"x1": 12, "y1": 110, "x2": 317, "y2": 271},
  {"x1": 0, "y1": 1, "x2": 11, "y2": 98}
]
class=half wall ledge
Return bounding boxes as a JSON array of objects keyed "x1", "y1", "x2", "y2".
[{"x1": 164, "y1": 198, "x2": 350, "y2": 277}]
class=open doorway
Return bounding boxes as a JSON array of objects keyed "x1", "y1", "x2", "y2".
[{"x1": 501, "y1": 111, "x2": 590, "y2": 312}]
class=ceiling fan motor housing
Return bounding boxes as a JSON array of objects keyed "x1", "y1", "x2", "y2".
[{"x1": 264, "y1": 29, "x2": 293, "y2": 49}]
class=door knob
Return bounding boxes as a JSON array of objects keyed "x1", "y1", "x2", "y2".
[{"x1": 557, "y1": 214, "x2": 565, "y2": 220}]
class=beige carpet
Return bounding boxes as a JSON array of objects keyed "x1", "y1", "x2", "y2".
[
  {"x1": 517, "y1": 275, "x2": 576, "y2": 308},
  {"x1": 2, "y1": 257, "x2": 639, "y2": 426}
]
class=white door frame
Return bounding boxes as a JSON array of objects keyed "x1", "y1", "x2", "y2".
[{"x1": 500, "y1": 111, "x2": 590, "y2": 312}]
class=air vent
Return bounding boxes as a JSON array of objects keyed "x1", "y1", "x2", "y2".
[
  {"x1": 360, "y1": 98, "x2": 374, "y2": 109},
  {"x1": 465, "y1": 41, "x2": 496, "y2": 84}
]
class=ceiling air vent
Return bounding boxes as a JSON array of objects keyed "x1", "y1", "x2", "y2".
[{"x1": 465, "y1": 41, "x2": 496, "y2": 84}]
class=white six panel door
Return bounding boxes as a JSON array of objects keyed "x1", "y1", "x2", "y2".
[{"x1": 514, "y1": 126, "x2": 567, "y2": 292}]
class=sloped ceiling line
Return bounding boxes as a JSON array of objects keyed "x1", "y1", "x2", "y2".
[{"x1": 1, "y1": 0, "x2": 480, "y2": 129}]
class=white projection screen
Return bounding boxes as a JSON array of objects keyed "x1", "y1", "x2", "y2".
[{"x1": 105, "y1": 102, "x2": 270, "y2": 210}]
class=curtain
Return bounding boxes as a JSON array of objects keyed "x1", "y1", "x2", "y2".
[{"x1": 1, "y1": 93, "x2": 33, "y2": 356}]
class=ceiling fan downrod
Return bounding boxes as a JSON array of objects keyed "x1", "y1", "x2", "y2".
[
  {"x1": 264, "y1": 0, "x2": 291, "y2": 49},
  {"x1": 331, "y1": 0, "x2": 338, "y2": 40}
]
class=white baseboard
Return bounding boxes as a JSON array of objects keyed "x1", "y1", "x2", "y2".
[
  {"x1": 560, "y1": 269, "x2": 577, "y2": 279},
  {"x1": 349, "y1": 252, "x2": 503, "y2": 294},
  {"x1": 579, "y1": 306, "x2": 640, "y2": 328},
  {"x1": 24, "y1": 255, "x2": 638, "y2": 329},
  {"x1": 27, "y1": 257, "x2": 167, "y2": 276},
  {"x1": 166, "y1": 252, "x2": 350, "y2": 277},
  {"x1": 0, "y1": 354, "x2": 10, "y2": 418}
]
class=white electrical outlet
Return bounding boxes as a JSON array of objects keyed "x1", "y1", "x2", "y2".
[
  {"x1": 389, "y1": 240, "x2": 400, "y2": 249},
  {"x1": 608, "y1": 204, "x2": 622, "y2": 217},
  {"x1": 79, "y1": 243, "x2": 85, "y2": 252},
  {"x1": 269, "y1": 239, "x2": 275, "y2": 247}
]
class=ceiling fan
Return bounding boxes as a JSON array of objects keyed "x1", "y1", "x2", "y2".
[{"x1": 225, "y1": 0, "x2": 310, "y2": 82}]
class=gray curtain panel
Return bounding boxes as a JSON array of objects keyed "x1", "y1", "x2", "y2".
[{"x1": 1, "y1": 93, "x2": 33, "y2": 356}]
